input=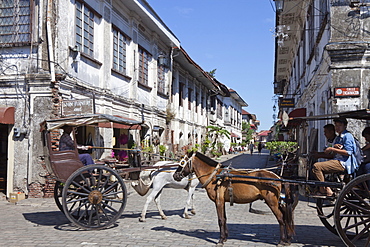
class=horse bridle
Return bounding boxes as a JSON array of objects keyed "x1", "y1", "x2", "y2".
[{"x1": 176, "y1": 154, "x2": 193, "y2": 179}]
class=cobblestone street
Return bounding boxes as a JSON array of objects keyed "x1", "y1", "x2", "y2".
[{"x1": 0, "y1": 150, "x2": 348, "y2": 246}]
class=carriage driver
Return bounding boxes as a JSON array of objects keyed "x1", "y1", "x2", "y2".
[
  {"x1": 59, "y1": 125, "x2": 94, "y2": 166},
  {"x1": 312, "y1": 118, "x2": 359, "y2": 196}
]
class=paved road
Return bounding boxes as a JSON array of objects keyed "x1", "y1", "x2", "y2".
[{"x1": 0, "y1": 150, "x2": 348, "y2": 246}]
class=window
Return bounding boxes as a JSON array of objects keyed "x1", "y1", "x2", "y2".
[
  {"x1": 307, "y1": 4, "x2": 314, "y2": 54},
  {"x1": 201, "y1": 95, "x2": 204, "y2": 115},
  {"x1": 138, "y1": 46, "x2": 151, "y2": 85},
  {"x1": 76, "y1": 1, "x2": 94, "y2": 56},
  {"x1": 216, "y1": 99, "x2": 222, "y2": 119},
  {"x1": 157, "y1": 65, "x2": 165, "y2": 94},
  {"x1": 195, "y1": 92, "x2": 199, "y2": 113},
  {"x1": 112, "y1": 28, "x2": 127, "y2": 74},
  {"x1": 0, "y1": 0, "x2": 31, "y2": 47},
  {"x1": 188, "y1": 88, "x2": 192, "y2": 110},
  {"x1": 179, "y1": 83, "x2": 184, "y2": 107}
]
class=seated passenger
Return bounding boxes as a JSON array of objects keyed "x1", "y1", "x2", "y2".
[
  {"x1": 312, "y1": 118, "x2": 359, "y2": 196},
  {"x1": 357, "y1": 127, "x2": 370, "y2": 176},
  {"x1": 59, "y1": 125, "x2": 94, "y2": 166},
  {"x1": 311, "y1": 124, "x2": 336, "y2": 160}
]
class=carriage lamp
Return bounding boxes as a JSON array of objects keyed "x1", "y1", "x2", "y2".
[{"x1": 274, "y1": 0, "x2": 284, "y2": 14}]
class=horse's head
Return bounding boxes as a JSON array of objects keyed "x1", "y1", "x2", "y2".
[{"x1": 173, "y1": 154, "x2": 192, "y2": 181}]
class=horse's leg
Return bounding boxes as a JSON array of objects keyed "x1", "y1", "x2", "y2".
[
  {"x1": 190, "y1": 191, "x2": 196, "y2": 215},
  {"x1": 264, "y1": 192, "x2": 289, "y2": 245},
  {"x1": 139, "y1": 187, "x2": 159, "y2": 222},
  {"x1": 184, "y1": 185, "x2": 196, "y2": 219},
  {"x1": 154, "y1": 189, "x2": 167, "y2": 220},
  {"x1": 215, "y1": 186, "x2": 228, "y2": 246}
]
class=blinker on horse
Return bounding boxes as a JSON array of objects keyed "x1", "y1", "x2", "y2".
[{"x1": 174, "y1": 152, "x2": 297, "y2": 246}]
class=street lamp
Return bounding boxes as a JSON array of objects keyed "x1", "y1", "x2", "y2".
[
  {"x1": 158, "y1": 53, "x2": 166, "y2": 66},
  {"x1": 274, "y1": 0, "x2": 284, "y2": 14}
]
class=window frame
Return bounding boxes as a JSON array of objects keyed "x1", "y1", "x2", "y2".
[
  {"x1": 138, "y1": 46, "x2": 151, "y2": 86},
  {"x1": 112, "y1": 26, "x2": 128, "y2": 75},
  {"x1": 0, "y1": 0, "x2": 33, "y2": 47},
  {"x1": 76, "y1": 0, "x2": 95, "y2": 57}
]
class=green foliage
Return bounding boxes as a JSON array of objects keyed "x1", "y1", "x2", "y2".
[
  {"x1": 242, "y1": 122, "x2": 254, "y2": 143},
  {"x1": 207, "y1": 69, "x2": 217, "y2": 78},
  {"x1": 206, "y1": 125, "x2": 230, "y2": 156},
  {"x1": 265, "y1": 141, "x2": 298, "y2": 157},
  {"x1": 201, "y1": 138, "x2": 211, "y2": 153},
  {"x1": 159, "y1": 145, "x2": 166, "y2": 156}
]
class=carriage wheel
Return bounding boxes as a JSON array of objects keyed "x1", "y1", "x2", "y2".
[
  {"x1": 54, "y1": 180, "x2": 64, "y2": 213},
  {"x1": 334, "y1": 173, "x2": 370, "y2": 247},
  {"x1": 62, "y1": 165, "x2": 127, "y2": 230},
  {"x1": 316, "y1": 197, "x2": 338, "y2": 235}
]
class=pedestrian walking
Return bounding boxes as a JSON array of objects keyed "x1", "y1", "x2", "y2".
[
  {"x1": 249, "y1": 142, "x2": 254, "y2": 155},
  {"x1": 258, "y1": 142, "x2": 263, "y2": 155}
]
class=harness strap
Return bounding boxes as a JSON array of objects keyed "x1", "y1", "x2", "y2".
[{"x1": 201, "y1": 163, "x2": 222, "y2": 188}]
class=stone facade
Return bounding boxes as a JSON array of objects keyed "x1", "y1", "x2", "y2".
[
  {"x1": 274, "y1": 0, "x2": 370, "y2": 152},
  {"x1": 0, "y1": 0, "x2": 246, "y2": 197}
]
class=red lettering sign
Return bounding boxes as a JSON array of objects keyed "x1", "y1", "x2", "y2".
[{"x1": 334, "y1": 87, "x2": 360, "y2": 98}]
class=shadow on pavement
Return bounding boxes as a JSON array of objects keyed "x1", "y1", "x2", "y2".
[
  {"x1": 23, "y1": 211, "x2": 68, "y2": 226},
  {"x1": 121, "y1": 208, "x2": 185, "y2": 219},
  {"x1": 151, "y1": 223, "x2": 345, "y2": 246}
]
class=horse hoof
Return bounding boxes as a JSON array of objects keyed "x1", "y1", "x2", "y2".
[
  {"x1": 190, "y1": 210, "x2": 196, "y2": 215},
  {"x1": 139, "y1": 218, "x2": 146, "y2": 222},
  {"x1": 277, "y1": 241, "x2": 291, "y2": 246},
  {"x1": 184, "y1": 214, "x2": 191, "y2": 219},
  {"x1": 161, "y1": 216, "x2": 167, "y2": 220}
]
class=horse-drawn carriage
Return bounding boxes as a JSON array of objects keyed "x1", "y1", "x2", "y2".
[
  {"x1": 41, "y1": 114, "x2": 186, "y2": 230},
  {"x1": 285, "y1": 109, "x2": 370, "y2": 247},
  {"x1": 173, "y1": 109, "x2": 370, "y2": 247}
]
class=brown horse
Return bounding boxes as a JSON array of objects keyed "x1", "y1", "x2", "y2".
[{"x1": 173, "y1": 152, "x2": 296, "y2": 246}]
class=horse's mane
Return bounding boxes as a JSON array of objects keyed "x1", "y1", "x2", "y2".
[{"x1": 194, "y1": 152, "x2": 220, "y2": 167}]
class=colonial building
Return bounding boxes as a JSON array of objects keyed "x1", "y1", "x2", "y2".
[
  {"x1": 0, "y1": 0, "x2": 245, "y2": 197},
  {"x1": 274, "y1": 0, "x2": 370, "y2": 153}
]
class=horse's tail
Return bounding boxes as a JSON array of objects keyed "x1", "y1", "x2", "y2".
[{"x1": 280, "y1": 183, "x2": 298, "y2": 237}]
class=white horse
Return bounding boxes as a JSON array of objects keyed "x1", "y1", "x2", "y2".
[{"x1": 136, "y1": 160, "x2": 199, "y2": 222}]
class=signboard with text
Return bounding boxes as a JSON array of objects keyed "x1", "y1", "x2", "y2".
[
  {"x1": 62, "y1": 99, "x2": 94, "y2": 117},
  {"x1": 279, "y1": 98, "x2": 295, "y2": 108},
  {"x1": 334, "y1": 87, "x2": 360, "y2": 98}
]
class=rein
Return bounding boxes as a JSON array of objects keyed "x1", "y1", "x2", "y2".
[{"x1": 201, "y1": 163, "x2": 222, "y2": 188}]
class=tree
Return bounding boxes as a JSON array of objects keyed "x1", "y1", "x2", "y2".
[
  {"x1": 206, "y1": 125, "x2": 230, "y2": 157},
  {"x1": 207, "y1": 69, "x2": 217, "y2": 78},
  {"x1": 242, "y1": 122, "x2": 254, "y2": 144}
]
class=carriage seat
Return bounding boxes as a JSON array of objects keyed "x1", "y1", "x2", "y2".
[{"x1": 49, "y1": 150, "x2": 84, "y2": 183}]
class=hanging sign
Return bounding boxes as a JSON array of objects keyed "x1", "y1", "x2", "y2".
[
  {"x1": 279, "y1": 98, "x2": 295, "y2": 108},
  {"x1": 334, "y1": 87, "x2": 360, "y2": 98},
  {"x1": 62, "y1": 99, "x2": 93, "y2": 116}
]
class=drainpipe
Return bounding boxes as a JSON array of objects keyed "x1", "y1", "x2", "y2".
[{"x1": 46, "y1": 0, "x2": 56, "y2": 82}]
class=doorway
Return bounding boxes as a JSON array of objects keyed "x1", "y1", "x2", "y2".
[{"x1": 0, "y1": 124, "x2": 8, "y2": 194}]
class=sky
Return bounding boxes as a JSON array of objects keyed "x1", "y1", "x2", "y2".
[{"x1": 147, "y1": 0, "x2": 278, "y2": 131}]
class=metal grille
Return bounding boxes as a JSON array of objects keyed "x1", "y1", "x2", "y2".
[
  {"x1": 113, "y1": 28, "x2": 127, "y2": 74},
  {"x1": 138, "y1": 47, "x2": 150, "y2": 85},
  {"x1": 76, "y1": 1, "x2": 94, "y2": 56},
  {"x1": 0, "y1": 0, "x2": 31, "y2": 46}
]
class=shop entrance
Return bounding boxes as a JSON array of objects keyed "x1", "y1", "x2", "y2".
[{"x1": 0, "y1": 124, "x2": 8, "y2": 194}]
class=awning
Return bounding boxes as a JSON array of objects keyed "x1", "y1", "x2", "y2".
[
  {"x1": 288, "y1": 108, "x2": 306, "y2": 118},
  {"x1": 43, "y1": 114, "x2": 142, "y2": 130},
  {"x1": 231, "y1": 132, "x2": 240, "y2": 138},
  {"x1": 282, "y1": 108, "x2": 306, "y2": 128},
  {"x1": 0, "y1": 107, "x2": 15, "y2": 124},
  {"x1": 98, "y1": 115, "x2": 141, "y2": 130}
]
